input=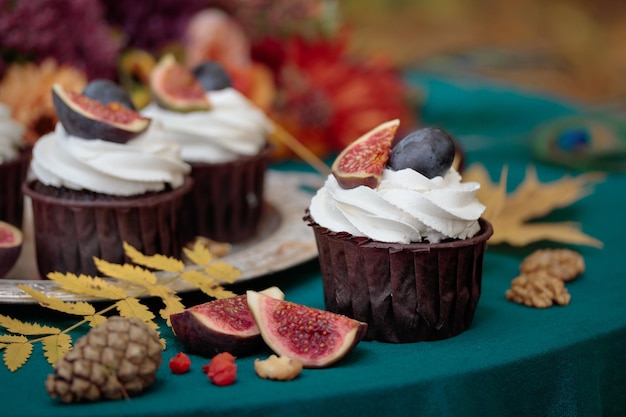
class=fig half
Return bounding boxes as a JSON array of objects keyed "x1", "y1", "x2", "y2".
[
  {"x1": 52, "y1": 83, "x2": 151, "y2": 143},
  {"x1": 0, "y1": 220, "x2": 22, "y2": 278},
  {"x1": 247, "y1": 290, "x2": 368, "y2": 368},
  {"x1": 170, "y1": 286, "x2": 284, "y2": 357},
  {"x1": 150, "y1": 54, "x2": 211, "y2": 113},
  {"x1": 331, "y1": 119, "x2": 400, "y2": 189}
]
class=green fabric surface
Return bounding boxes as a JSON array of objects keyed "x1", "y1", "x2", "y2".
[{"x1": 1, "y1": 74, "x2": 625, "y2": 417}]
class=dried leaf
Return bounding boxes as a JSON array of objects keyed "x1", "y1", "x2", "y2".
[
  {"x1": 204, "y1": 262, "x2": 241, "y2": 284},
  {"x1": 183, "y1": 241, "x2": 214, "y2": 266},
  {"x1": 94, "y1": 260, "x2": 157, "y2": 286},
  {"x1": 123, "y1": 242, "x2": 185, "y2": 272},
  {"x1": 0, "y1": 335, "x2": 28, "y2": 343},
  {"x1": 17, "y1": 286, "x2": 96, "y2": 316},
  {"x1": 3, "y1": 341, "x2": 33, "y2": 372},
  {"x1": 46, "y1": 272, "x2": 128, "y2": 299},
  {"x1": 142, "y1": 284, "x2": 186, "y2": 325},
  {"x1": 0, "y1": 315, "x2": 60, "y2": 336},
  {"x1": 86, "y1": 314, "x2": 108, "y2": 328},
  {"x1": 41, "y1": 333, "x2": 72, "y2": 366},
  {"x1": 180, "y1": 270, "x2": 237, "y2": 299},
  {"x1": 114, "y1": 298, "x2": 158, "y2": 330},
  {"x1": 464, "y1": 163, "x2": 605, "y2": 247}
]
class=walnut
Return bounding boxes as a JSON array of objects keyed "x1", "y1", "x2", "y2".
[
  {"x1": 254, "y1": 355, "x2": 303, "y2": 381},
  {"x1": 505, "y1": 271, "x2": 571, "y2": 308},
  {"x1": 520, "y1": 248, "x2": 585, "y2": 282}
]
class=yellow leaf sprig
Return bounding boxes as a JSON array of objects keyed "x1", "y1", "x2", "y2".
[
  {"x1": 0, "y1": 240, "x2": 241, "y2": 372},
  {"x1": 464, "y1": 163, "x2": 605, "y2": 247}
]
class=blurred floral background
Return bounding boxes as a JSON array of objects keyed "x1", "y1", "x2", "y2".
[{"x1": 1, "y1": 0, "x2": 624, "y2": 158}]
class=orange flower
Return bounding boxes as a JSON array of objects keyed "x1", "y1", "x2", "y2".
[{"x1": 0, "y1": 59, "x2": 87, "y2": 145}]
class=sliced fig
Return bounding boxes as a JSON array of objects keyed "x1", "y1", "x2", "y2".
[
  {"x1": 150, "y1": 54, "x2": 210, "y2": 113},
  {"x1": 170, "y1": 286, "x2": 284, "y2": 357},
  {"x1": 331, "y1": 119, "x2": 400, "y2": 189},
  {"x1": 246, "y1": 290, "x2": 368, "y2": 368},
  {"x1": 51, "y1": 83, "x2": 151, "y2": 143},
  {"x1": 82, "y1": 79, "x2": 136, "y2": 110},
  {"x1": 0, "y1": 220, "x2": 22, "y2": 278}
]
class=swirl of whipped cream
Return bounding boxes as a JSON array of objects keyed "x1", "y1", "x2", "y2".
[
  {"x1": 0, "y1": 103, "x2": 25, "y2": 163},
  {"x1": 309, "y1": 168, "x2": 485, "y2": 244},
  {"x1": 29, "y1": 121, "x2": 190, "y2": 196},
  {"x1": 142, "y1": 88, "x2": 273, "y2": 163}
]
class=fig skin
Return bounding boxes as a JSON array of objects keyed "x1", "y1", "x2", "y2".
[
  {"x1": 331, "y1": 119, "x2": 400, "y2": 189},
  {"x1": 170, "y1": 286, "x2": 284, "y2": 357},
  {"x1": 192, "y1": 61, "x2": 232, "y2": 91},
  {"x1": 52, "y1": 84, "x2": 151, "y2": 143},
  {"x1": 0, "y1": 221, "x2": 23, "y2": 278},
  {"x1": 247, "y1": 290, "x2": 368, "y2": 368},
  {"x1": 82, "y1": 79, "x2": 136, "y2": 110},
  {"x1": 150, "y1": 54, "x2": 211, "y2": 113}
]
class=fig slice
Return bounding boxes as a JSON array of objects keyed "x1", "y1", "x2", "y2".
[
  {"x1": 170, "y1": 286, "x2": 284, "y2": 357},
  {"x1": 52, "y1": 83, "x2": 151, "y2": 143},
  {"x1": 150, "y1": 54, "x2": 211, "y2": 113},
  {"x1": 0, "y1": 220, "x2": 23, "y2": 278},
  {"x1": 246, "y1": 290, "x2": 368, "y2": 368},
  {"x1": 331, "y1": 119, "x2": 400, "y2": 189}
]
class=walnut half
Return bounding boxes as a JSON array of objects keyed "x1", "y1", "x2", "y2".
[
  {"x1": 254, "y1": 355, "x2": 303, "y2": 381},
  {"x1": 506, "y1": 271, "x2": 572, "y2": 308},
  {"x1": 520, "y1": 248, "x2": 585, "y2": 282}
]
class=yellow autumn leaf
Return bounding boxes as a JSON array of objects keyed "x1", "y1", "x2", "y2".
[
  {"x1": 3, "y1": 341, "x2": 33, "y2": 372},
  {"x1": 47, "y1": 272, "x2": 128, "y2": 299},
  {"x1": 17, "y1": 286, "x2": 96, "y2": 317},
  {"x1": 183, "y1": 241, "x2": 213, "y2": 266},
  {"x1": 114, "y1": 298, "x2": 158, "y2": 330},
  {"x1": 123, "y1": 242, "x2": 185, "y2": 272},
  {"x1": 143, "y1": 284, "x2": 185, "y2": 324},
  {"x1": 0, "y1": 334, "x2": 28, "y2": 343},
  {"x1": 86, "y1": 314, "x2": 109, "y2": 328},
  {"x1": 204, "y1": 262, "x2": 241, "y2": 283},
  {"x1": 94, "y1": 259, "x2": 158, "y2": 286},
  {"x1": 463, "y1": 163, "x2": 605, "y2": 248},
  {"x1": 180, "y1": 270, "x2": 237, "y2": 299},
  {"x1": 41, "y1": 333, "x2": 72, "y2": 366},
  {"x1": 0, "y1": 314, "x2": 61, "y2": 336}
]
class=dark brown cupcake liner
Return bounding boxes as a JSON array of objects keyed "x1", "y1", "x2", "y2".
[
  {"x1": 305, "y1": 212, "x2": 493, "y2": 343},
  {"x1": 22, "y1": 177, "x2": 193, "y2": 279},
  {"x1": 0, "y1": 147, "x2": 31, "y2": 228},
  {"x1": 182, "y1": 142, "x2": 273, "y2": 243}
]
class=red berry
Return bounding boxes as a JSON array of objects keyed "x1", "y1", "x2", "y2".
[
  {"x1": 169, "y1": 352, "x2": 191, "y2": 374},
  {"x1": 203, "y1": 352, "x2": 237, "y2": 386}
]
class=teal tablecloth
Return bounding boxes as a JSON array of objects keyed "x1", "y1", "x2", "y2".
[{"x1": 1, "y1": 74, "x2": 625, "y2": 417}]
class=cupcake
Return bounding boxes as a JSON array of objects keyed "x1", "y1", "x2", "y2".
[
  {"x1": 22, "y1": 82, "x2": 192, "y2": 278},
  {"x1": 0, "y1": 103, "x2": 30, "y2": 228},
  {"x1": 142, "y1": 57, "x2": 273, "y2": 243},
  {"x1": 305, "y1": 120, "x2": 492, "y2": 343}
]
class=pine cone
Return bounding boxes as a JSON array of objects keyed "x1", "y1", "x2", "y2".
[{"x1": 45, "y1": 316, "x2": 162, "y2": 403}]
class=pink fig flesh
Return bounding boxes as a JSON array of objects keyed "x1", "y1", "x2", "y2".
[
  {"x1": 331, "y1": 119, "x2": 400, "y2": 189},
  {"x1": 170, "y1": 286, "x2": 284, "y2": 357},
  {"x1": 0, "y1": 221, "x2": 22, "y2": 278},
  {"x1": 247, "y1": 290, "x2": 368, "y2": 368}
]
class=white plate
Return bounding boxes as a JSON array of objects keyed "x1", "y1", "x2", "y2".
[{"x1": 0, "y1": 170, "x2": 323, "y2": 304}]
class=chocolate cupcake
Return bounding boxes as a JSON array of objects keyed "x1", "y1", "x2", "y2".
[
  {"x1": 142, "y1": 60, "x2": 274, "y2": 243},
  {"x1": 24, "y1": 83, "x2": 191, "y2": 278},
  {"x1": 306, "y1": 122, "x2": 492, "y2": 342},
  {"x1": 0, "y1": 103, "x2": 29, "y2": 228}
]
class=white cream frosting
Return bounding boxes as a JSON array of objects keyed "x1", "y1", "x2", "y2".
[
  {"x1": 309, "y1": 168, "x2": 485, "y2": 244},
  {"x1": 29, "y1": 121, "x2": 190, "y2": 196},
  {"x1": 0, "y1": 103, "x2": 25, "y2": 163},
  {"x1": 142, "y1": 88, "x2": 272, "y2": 163}
]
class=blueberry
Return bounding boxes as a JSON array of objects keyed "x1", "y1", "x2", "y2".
[
  {"x1": 191, "y1": 61, "x2": 232, "y2": 91},
  {"x1": 387, "y1": 127, "x2": 456, "y2": 178},
  {"x1": 82, "y1": 79, "x2": 136, "y2": 110}
]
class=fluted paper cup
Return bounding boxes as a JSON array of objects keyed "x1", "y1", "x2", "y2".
[
  {"x1": 23, "y1": 177, "x2": 193, "y2": 279},
  {"x1": 305, "y1": 212, "x2": 493, "y2": 343}
]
